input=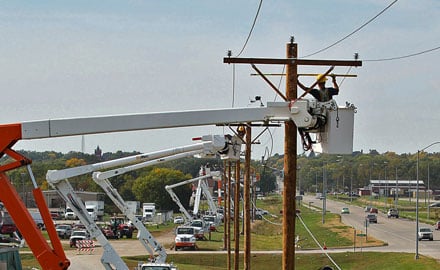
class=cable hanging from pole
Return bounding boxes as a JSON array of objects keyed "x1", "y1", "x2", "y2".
[
  {"x1": 236, "y1": 0, "x2": 264, "y2": 57},
  {"x1": 301, "y1": 0, "x2": 399, "y2": 58}
]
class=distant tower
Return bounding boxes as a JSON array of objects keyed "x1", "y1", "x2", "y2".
[
  {"x1": 94, "y1": 146, "x2": 102, "y2": 160},
  {"x1": 81, "y1": 135, "x2": 85, "y2": 153}
]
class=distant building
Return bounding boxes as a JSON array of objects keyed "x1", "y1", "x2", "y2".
[
  {"x1": 368, "y1": 180, "x2": 425, "y2": 198},
  {"x1": 42, "y1": 190, "x2": 105, "y2": 209}
]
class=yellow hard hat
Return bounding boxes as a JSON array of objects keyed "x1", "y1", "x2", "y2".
[{"x1": 316, "y1": 74, "x2": 327, "y2": 83}]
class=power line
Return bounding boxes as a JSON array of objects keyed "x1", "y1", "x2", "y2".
[
  {"x1": 301, "y1": 0, "x2": 399, "y2": 58},
  {"x1": 229, "y1": 1, "x2": 264, "y2": 108},
  {"x1": 236, "y1": 0, "x2": 264, "y2": 57},
  {"x1": 363, "y1": 45, "x2": 440, "y2": 62}
]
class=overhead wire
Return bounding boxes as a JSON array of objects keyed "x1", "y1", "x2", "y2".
[
  {"x1": 230, "y1": 0, "x2": 264, "y2": 108},
  {"x1": 296, "y1": 213, "x2": 342, "y2": 270},
  {"x1": 363, "y1": 45, "x2": 440, "y2": 62},
  {"x1": 301, "y1": 0, "x2": 399, "y2": 58},
  {"x1": 236, "y1": 0, "x2": 264, "y2": 57},
  {"x1": 259, "y1": 64, "x2": 285, "y2": 162}
]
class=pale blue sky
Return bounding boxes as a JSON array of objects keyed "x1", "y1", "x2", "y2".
[{"x1": 1, "y1": 1, "x2": 439, "y2": 158}]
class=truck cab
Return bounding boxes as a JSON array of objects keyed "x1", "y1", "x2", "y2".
[
  {"x1": 174, "y1": 226, "x2": 196, "y2": 251},
  {"x1": 64, "y1": 207, "x2": 77, "y2": 220},
  {"x1": 86, "y1": 205, "x2": 98, "y2": 221}
]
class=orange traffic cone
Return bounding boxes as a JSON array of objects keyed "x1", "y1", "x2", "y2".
[{"x1": 323, "y1": 242, "x2": 327, "y2": 250}]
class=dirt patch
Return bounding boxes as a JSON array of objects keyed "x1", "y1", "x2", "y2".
[
  {"x1": 323, "y1": 217, "x2": 384, "y2": 247},
  {"x1": 152, "y1": 229, "x2": 176, "y2": 248}
]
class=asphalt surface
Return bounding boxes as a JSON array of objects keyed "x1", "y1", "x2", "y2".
[{"x1": 302, "y1": 195, "x2": 440, "y2": 260}]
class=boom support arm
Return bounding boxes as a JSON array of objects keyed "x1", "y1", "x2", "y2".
[
  {"x1": 48, "y1": 178, "x2": 128, "y2": 270},
  {"x1": 92, "y1": 150, "x2": 204, "y2": 264},
  {"x1": 46, "y1": 135, "x2": 232, "y2": 269},
  {"x1": 165, "y1": 172, "x2": 220, "y2": 223}
]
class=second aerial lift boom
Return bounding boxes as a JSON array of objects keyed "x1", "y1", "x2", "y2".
[
  {"x1": 91, "y1": 137, "x2": 232, "y2": 265},
  {"x1": 192, "y1": 166, "x2": 220, "y2": 217},
  {"x1": 46, "y1": 135, "x2": 232, "y2": 269},
  {"x1": 165, "y1": 167, "x2": 222, "y2": 223}
]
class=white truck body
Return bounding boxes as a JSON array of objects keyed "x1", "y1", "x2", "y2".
[
  {"x1": 126, "y1": 201, "x2": 140, "y2": 215},
  {"x1": 142, "y1": 203, "x2": 156, "y2": 222},
  {"x1": 85, "y1": 201, "x2": 104, "y2": 221}
]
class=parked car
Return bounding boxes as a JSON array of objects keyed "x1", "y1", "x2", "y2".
[
  {"x1": 64, "y1": 208, "x2": 77, "y2": 220},
  {"x1": 418, "y1": 227, "x2": 433, "y2": 241},
  {"x1": 50, "y1": 211, "x2": 63, "y2": 220},
  {"x1": 429, "y1": 202, "x2": 440, "y2": 208},
  {"x1": 341, "y1": 207, "x2": 350, "y2": 214},
  {"x1": 55, "y1": 224, "x2": 72, "y2": 239},
  {"x1": 69, "y1": 230, "x2": 90, "y2": 247},
  {"x1": 72, "y1": 223, "x2": 86, "y2": 231},
  {"x1": 387, "y1": 208, "x2": 399, "y2": 218},
  {"x1": 369, "y1": 208, "x2": 378, "y2": 214},
  {"x1": 0, "y1": 212, "x2": 17, "y2": 237},
  {"x1": 256, "y1": 208, "x2": 269, "y2": 215},
  {"x1": 366, "y1": 214, "x2": 377, "y2": 224},
  {"x1": 173, "y1": 216, "x2": 184, "y2": 224}
]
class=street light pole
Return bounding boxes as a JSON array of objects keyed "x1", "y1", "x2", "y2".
[
  {"x1": 416, "y1": 141, "x2": 440, "y2": 260},
  {"x1": 350, "y1": 168, "x2": 353, "y2": 203},
  {"x1": 416, "y1": 150, "x2": 420, "y2": 260},
  {"x1": 395, "y1": 167, "x2": 398, "y2": 209},
  {"x1": 427, "y1": 164, "x2": 430, "y2": 220},
  {"x1": 384, "y1": 162, "x2": 388, "y2": 211}
]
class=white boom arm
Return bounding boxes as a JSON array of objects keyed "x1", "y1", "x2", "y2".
[
  {"x1": 200, "y1": 176, "x2": 220, "y2": 214},
  {"x1": 47, "y1": 179, "x2": 128, "y2": 270},
  {"x1": 46, "y1": 135, "x2": 229, "y2": 269},
  {"x1": 47, "y1": 136, "x2": 227, "y2": 183},
  {"x1": 192, "y1": 167, "x2": 219, "y2": 216},
  {"x1": 92, "y1": 150, "x2": 203, "y2": 264},
  {"x1": 193, "y1": 179, "x2": 202, "y2": 215},
  {"x1": 165, "y1": 171, "x2": 220, "y2": 223},
  {"x1": 19, "y1": 100, "x2": 333, "y2": 142}
]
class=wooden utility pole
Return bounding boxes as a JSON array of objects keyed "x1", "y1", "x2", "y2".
[
  {"x1": 283, "y1": 40, "x2": 297, "y2": 270},
  {"x1": 225, "y1": 161, "x2": 231, "y2": 270},
  {"x1": 244, "y1": 124, "x2": 252, "y2": 270},
  {"x1": 223, "y1": 39, "x2": 362, "y2": 270},
  {"x1": 234, "y1": 160, "x2": 240, "y2": 270}
]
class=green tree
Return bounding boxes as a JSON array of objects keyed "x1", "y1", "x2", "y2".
[
  {"x1": 132, "y1": 167, "x2": 192, "y2": 211},
  {"x1": 258, "y1": 169, "x2": 277, "y2": 194}
]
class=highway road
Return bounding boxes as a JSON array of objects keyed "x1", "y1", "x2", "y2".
[{"x1": 302, "y1": 195, "x2": 440, "y2": 260}]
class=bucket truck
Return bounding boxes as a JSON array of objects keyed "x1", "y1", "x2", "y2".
[
  {"x1": 46, "y1": 135, "x2": 234, "y2": 269},
  {"x1": 92, "y1": 140, "x2": 234, "y2": 266},
  {"x1": 0, "y1": 97, "x2": 354, "y2": 269},
  {"x1": 165, "y1": 167, "x2": 222, "y2": 224}
]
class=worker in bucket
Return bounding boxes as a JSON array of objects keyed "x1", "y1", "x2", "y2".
[{"x1": 298, "y1": 74, "x2": 339, "y2": 102}]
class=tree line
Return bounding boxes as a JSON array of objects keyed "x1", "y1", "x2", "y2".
[
  {"x1": 264, "y1": 149, "x2": 440, "y2": 194},
  {"x1": 2, "y1": 150, "x2": 277, "y2": 214}
]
